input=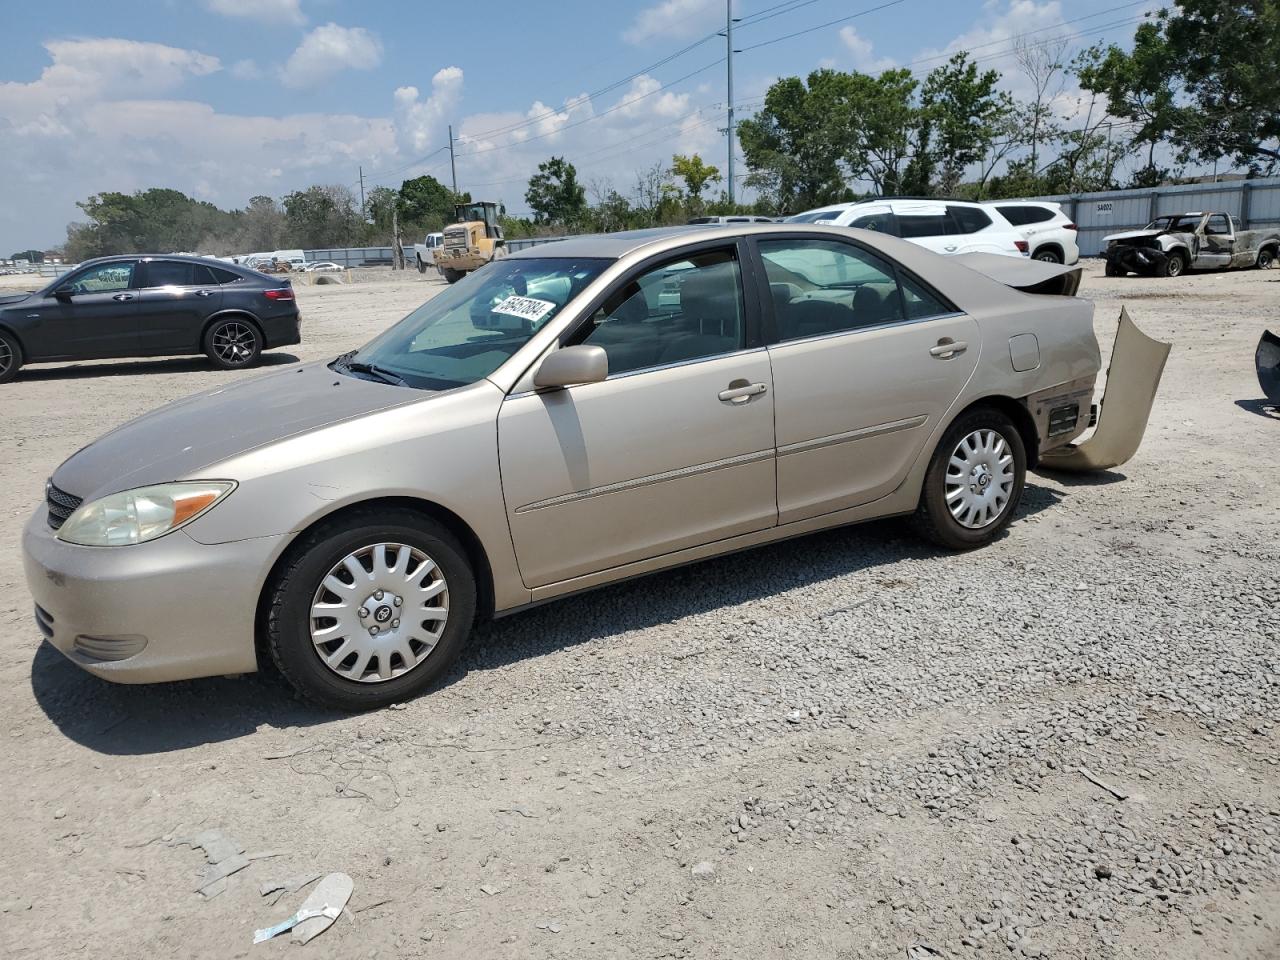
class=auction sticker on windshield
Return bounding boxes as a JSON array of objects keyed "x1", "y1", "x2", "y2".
[{"x1": 492, "y1": 296, "x2": 557, "y2": 324}]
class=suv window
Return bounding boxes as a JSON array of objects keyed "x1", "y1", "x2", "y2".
[
  {"x1": 897, "y1": 212, "x2": 956, "y2": 238},
  {"x1": 948, "y1": 205, "x2": 993, "y2": 234},
  {"x1": 758, "y1": 238, "x2": 904, "y2": 341},
  {"x1": 849, "y1": 211, "x2": 893, "y2": 233},
  {"x1": 65, "y1": 261, "x2": 136, "y2": 294},
  {"x1": 142, "y1": 260, "x2": 213, "y2": 287},
  {"x1": 579, "y1": 248, "x2": 744, "y2": 376},
  {"x1": 209, "y1": 266, "x2": 242, "y2": 284},
  {"x1": 998, "y1": 205, "x2": 1055, "y2": 226}
]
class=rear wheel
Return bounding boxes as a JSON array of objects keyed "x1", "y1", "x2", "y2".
[
  {"x1": 911, "y1": 407, "x2": 1026, "y2": 551},
  {"x1": 0, "y1": 330, "x2": 22, "y2": 384},
  {"x1": 204, "y1": 317, "x2": 262, "y2": 369},
  {"x1": 1258, "y1": 247, "x2": 1276, "y2": 270},
  {"x1": 265, "y1": 509, "x2": 477, "y2": 711},
  {"x1": 1034, "y1": 247, "x2": 1063, "y2": 264},
  {"x1": 1163, "y1": 252, "x2": 1186, "y2": 277}
]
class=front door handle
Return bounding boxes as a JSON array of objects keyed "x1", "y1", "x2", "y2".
[
  {"x1": 194, "y1": 289, "x2": 215, "y2": 297},
  {"x1": 112, "y1": 293, "x2": 135, "y2": 302},
  {"x1": 930, "y1": 338, "x2": 968, "y2": 359},
  {"x1": 718, "y1": 382, "x2": 768, "y2": 403},
  {"x1": 943, "y1": 244, "x2": 958, "y2": 253}
]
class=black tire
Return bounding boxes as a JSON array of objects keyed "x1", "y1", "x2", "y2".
[
  {"x1": 1258, "y1": 247, "x2": 1276, "y2": 270},
  {"x1": 443, "y1": 268, "x2": 462, "y2": 284},
  {"x1": 416, "y1": 256, "x2": 427, "y2": 274},
  {"x1": 910, "y1": 407, "x2": 1027, "y2": 551},
  {"x1": 1163, "y1": 252, "x2": 1186, "y2": 278},
  {"x1": 204, "y1": 316, "x2": 263, "y2": 369},
  {"x1": 264, "y1": 508, "x2": 477, "y2": 711},
  {"x1": 0, "y1": 329, "x2": 22, "y2": 384},
  {"x1": 1104, "y1": 262, "x2": 1125, "y2": 277},
  {"x1": 1033, "y1": 247, "x2": 1063, "y2": 264}
]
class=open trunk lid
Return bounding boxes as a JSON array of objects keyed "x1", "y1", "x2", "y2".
[{"x1": 952, "y1": 252, "x2": 1083, "y2": 297}]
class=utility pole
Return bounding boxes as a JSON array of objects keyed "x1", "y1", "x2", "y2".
[
  {"x1": 358, "y1": 165, "x2": 366, "y2": 219},
  {"x1": 448, "y1": 124, "x2": 458, "y2": 196},
  {"x1": 726, "y1": 0, "x2": 735, "y2": 207},
  {"x1": 392, "y1": 204, "x2": 404, "y2": 270}
]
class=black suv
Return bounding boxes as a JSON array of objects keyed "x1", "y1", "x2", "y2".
[{"x1": 0, "y1": 255, "x2": 302, "y2": 383}]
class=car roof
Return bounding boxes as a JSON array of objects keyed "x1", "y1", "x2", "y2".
[{"x1": 79, "y1": 253, "x2": 242, "y2": 268}]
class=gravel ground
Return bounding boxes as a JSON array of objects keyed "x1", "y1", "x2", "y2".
[{"x1": 0, "y1": 262, "x2": 1277, "y2": 959}]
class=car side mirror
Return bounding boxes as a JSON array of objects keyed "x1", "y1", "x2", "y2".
[
  {"x1": 533, "y1": 345, "x2": 608, "y2": 389},
  {"x1": 54, "y1": 286, "x2": 73, "y2": 302}
]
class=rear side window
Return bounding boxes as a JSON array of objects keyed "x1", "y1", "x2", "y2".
[
  {"x1": 849, "y1": 211, "x2": 893, "y2": 233},
  {"x1": 998, "y1": 205, "x2": 1055, "y2": 226},
  {"x1": 948, "y1": 205, "x2": 993, "y2": 234},
  {"x1": 209, "y1": 266, "x2": 242, "y2": 284},
  {"x1": 142, "y1": 260, "x2": 200, "y2": 286},
  {"x1": 897, "y1": 213, "x2": 955, "y2": 238},
  {"x1": 900, "y1": 273, "x2": 951, "y2": 320},
  {"x1": 758, "y1": 238, "x2": 904, "y2": 341}
]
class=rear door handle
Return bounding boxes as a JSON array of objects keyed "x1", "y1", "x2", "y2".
[
  {"x1": 930, "y1": 339, "x2": 968, "y2": 359},
  {"x1": 112, "y1": 293, "x2": 135, "y2": 302},
  {"x1": 718, "y1": 382, "x2": 768, "y2": 403}
]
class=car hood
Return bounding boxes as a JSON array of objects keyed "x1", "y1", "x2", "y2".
[
  {"x1": 1104, "y1": 229, "x2": 1164, "y2": 243},
  {"x1": 52, "y1": 361, "x2": 424, "y2": 501},
  {"x1": 0, "y1": 290, "x2": 35, "y2": 307}
]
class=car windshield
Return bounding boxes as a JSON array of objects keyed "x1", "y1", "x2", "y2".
[
  {"x1": 341, "y1": 257, "x2": 609, "y2": 390},
  {"x1": 784, "y1": 209, "x2": 846, "y2": 223},
  {"x1": 1146, "y1": 215, "x2": 1202, "y2": 231}
]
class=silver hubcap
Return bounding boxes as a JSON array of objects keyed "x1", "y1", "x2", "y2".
[
  {"x1": 945, "y1": 429, "x2": 1016, "y2": 529},
  {"x1": 309, "y1": 542, "x2": 449, "y2": 683},
  {"x1": 212, "y1": 321, "x2": 256, "y2": 365}
]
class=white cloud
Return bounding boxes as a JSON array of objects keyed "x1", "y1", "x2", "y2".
[
  {"x1": 205, "y1": 0, "x2": 306, "y2": 25},
  {"x1": 280, "y1": 23, "x2": 382, "y2": 89},
  {"x1": 393, "y1": 66, "x2": 464, "y2": 154},
  {"x1": 612, "y1": 75, "x2": 691, "y2": 119},
  {"x1": 838, "y1": 26, "x2": 896, "y2": 73},
  {"x1": 624, "y1": 0, "x2": 721, "y2": 44},
  {"x1": 229, "y1": 59, "x2": 262, "y2": 80}
]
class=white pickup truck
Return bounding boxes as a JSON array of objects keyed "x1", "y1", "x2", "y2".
[
  {"x1": 413, "y1": 233, "x2": 444, "y2": 274},
  {"x1": 1104, "y1": 212, "x2": 1279, "y2": 277}
]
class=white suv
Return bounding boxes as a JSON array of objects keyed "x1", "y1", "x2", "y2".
[
  {"x1": 988, "y1": 201, "x2": 1079, "y2": 265},
  {"x1": 788, "y1": 199, "x2": 1029, "y2": 259}
]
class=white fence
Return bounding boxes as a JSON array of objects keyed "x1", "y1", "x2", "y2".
[{"x1": 1027, "y1": 177, "x2": 1280, "y2": 257}]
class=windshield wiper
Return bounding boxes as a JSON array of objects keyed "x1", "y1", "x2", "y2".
[{"x1": 345, "y1": 360, "x2": 407, "y2": 386}]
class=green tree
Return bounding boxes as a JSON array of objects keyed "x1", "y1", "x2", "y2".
[
  {"x1": 64, "y1": 188, "x2": 236, "y2": 259},
  {"x1": 282, "y1": 185, "x2": 361, "y2": 248},
  {"x1": 236, "y1": 195, "x2": 285, "y2": 252},
  {"x1": 397, "y1": 175, "x2": 460, "y2": 232},
  {"x1": 9, "y1": 249, "x2": 43, "y2": 262},
  {"x1": 1076, "y1": 0, "x2": 1280, "y2": 173},
  {"x1": 918, "y1": 53, "x2": 1012, "y2": 195},
  {"x1": 670, "y1": 154, "x2": 722, "y2": 200},
  {"x1": 525, "y1": 156, "x2": 587, "y2": 226}
]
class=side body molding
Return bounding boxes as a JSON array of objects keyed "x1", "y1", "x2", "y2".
[{"x1": 1039, "y1": 307, "x2": 1170, "y2": 472}]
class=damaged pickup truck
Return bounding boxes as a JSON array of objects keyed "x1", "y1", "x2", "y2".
[{"x1": 1104, "y1": 212, "x2": 1279, "y2": 278}]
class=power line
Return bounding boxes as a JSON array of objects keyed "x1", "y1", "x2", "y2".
[{"x1": 736, "y1": 0, "x2": 906, "y2": 53}]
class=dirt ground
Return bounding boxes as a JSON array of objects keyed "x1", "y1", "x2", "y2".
[{"x1": 0, "y1": 261, "x2": 1277, "y2": 959}]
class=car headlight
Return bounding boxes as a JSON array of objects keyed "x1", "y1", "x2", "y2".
[{"x1": 56, "y1": 481, "x2": 236, "y2": 546}]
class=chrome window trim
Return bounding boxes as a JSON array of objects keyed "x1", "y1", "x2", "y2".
[{"x1": 768, "y1": 310, "x2": 968, "y2": 348}]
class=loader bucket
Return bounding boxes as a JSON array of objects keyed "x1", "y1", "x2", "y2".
[
  {"x1": 1039, "y1": 307, "x2": 1171, "y2": 472},
  {"x1": 1257, "y1": 329, "x2": 1280, "y2": 405}
]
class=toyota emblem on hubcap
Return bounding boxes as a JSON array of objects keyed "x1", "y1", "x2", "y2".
[{"x1": 374, "y1": 605, "x2": 393, "y2": 623}]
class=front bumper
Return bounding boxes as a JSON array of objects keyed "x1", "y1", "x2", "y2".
[
  {"x1": 1106, "y1": 244, "x2": 1167, "y2": 273},
  {"x1": 22, "y1": 507, "x2": 287, "y2": 683}
]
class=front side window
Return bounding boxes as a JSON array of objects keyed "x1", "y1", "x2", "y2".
[
  {"x1": 577, "y1": 248, "x2": 745, "y2": 376},
  {"x1": 1205, "y1": 215, "x2": 1231, "y2": 236},
  {"x1": 759, "y1": 239, "x2": 904, "y2": 341},
  {"x1": 346, "y1": 257, "x2": 608, "y2": 390},
  {"x1": 63, "y1": 261, "x2": 136, "y2": 294}
]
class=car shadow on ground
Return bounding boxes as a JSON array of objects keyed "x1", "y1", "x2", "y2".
[
  {"x1": 30, "y1": 481, "x2": 1069, "y2": 755},
  {"x1": 14, "y1": 353, "x2": 299, "y2": 382},
  {"x1": 1033, "y1": 466, "x2": 1129, "y2": 487},
  {"x1": 1235, "y1": 398, "x2": 1280, "y2": 420}
]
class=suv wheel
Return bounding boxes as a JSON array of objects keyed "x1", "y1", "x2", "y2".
[
  {"x1": 0, "y1": 330, "x2": 22, "y2": 384},
  {"x1": 265, "y1": 508, "x2": 477, "y2": 711},
  {"x1": 911, "y1": 407, "x2": 1027, "y2": 550},
  {"x1": 204, "y1": 317, "x2": 262, "y2": 369},
  {"x1": 1034, "y1": 247, "x2": 1063, "y2": 264}
]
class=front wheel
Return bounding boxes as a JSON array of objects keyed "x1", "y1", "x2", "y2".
[
  {"x1": 442, "y1": 268, "x2": 462, "y2": 284},
  {"x1": 0, "y1": 330, "x2": 22, "y2": 384},
  {"x1": 911, "y1": 408, "x2": 1026, "y2": 550},
  {"x1": 264, "y1": 509, "x2": 477, "y2": 711},
  {"x1": 1163, "y1": 252, "x2": 1186, "y2": 277},
  {"x1": 204, "y1": 317, "x2": 262, "y2": 369},
  {"x1": 416, "y1": 256, "x2": 427, "y2": 274},
  {"x1": 1104, "y1": 262, "x2": 1125, "y2": 277}
]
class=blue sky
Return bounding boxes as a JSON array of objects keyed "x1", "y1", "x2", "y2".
[{"x1": 0, "y1": 0, "x2": 1154, "y2": 252}]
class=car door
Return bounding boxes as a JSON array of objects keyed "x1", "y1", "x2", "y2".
[
  {"x1": 21, "y1": 260, "x2": 141, "y2": 360},
  {"x1": 753, "y1": 235, "x2": 979, "y2": 524},
  {"x1": 136, "y1": 259, "x2": 223, "y2": 353},
  {"x1": 496, "y1": 242, "x2": 777, "y2": 589},
  {"x1": 1197, "y1": 214, "x2": 1234, "y2": 269}
]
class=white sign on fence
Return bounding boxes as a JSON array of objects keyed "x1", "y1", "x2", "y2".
[{"x1": 1095, "y1": 201, "x2": 1114, "y2": 215}]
